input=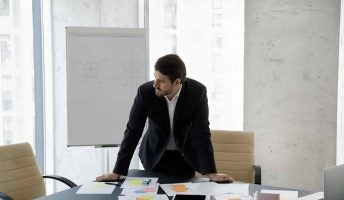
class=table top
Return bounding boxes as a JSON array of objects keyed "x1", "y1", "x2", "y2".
[{"x1": 39, "y1": 169, "x2": 312, "y2": 200}]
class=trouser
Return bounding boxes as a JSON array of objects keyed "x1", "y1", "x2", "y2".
[{"x1": 152, "y1": 150, "x2": 195, "y2": 178}]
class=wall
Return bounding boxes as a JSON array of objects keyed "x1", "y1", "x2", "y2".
[
  {"x1": 51, "y1": 0, "x2": 138, "y2": 190},
  {"x1": 244, "y1": 0, "x2": 340, "y2": 191}
]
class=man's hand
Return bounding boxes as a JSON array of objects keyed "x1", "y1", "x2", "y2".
[
  {"x1": 96, "y1": 172, "x2": 121, "y2": 182},
  {"x1": 206, "y1": 173, "x2": 234, "y2": 183}
]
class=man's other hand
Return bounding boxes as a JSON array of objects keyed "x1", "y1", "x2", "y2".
[
  {"x1": 96, "y1": 172, "x2": 121, "y2": 182},
  {"x1": 206, "y1": 173, "x2": 234, "y2": 183}
]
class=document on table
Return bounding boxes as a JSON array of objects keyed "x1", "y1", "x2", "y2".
[
  {"x1": 160, "y1": 183, "x2": 194, "y2": 196},
  {"x1": 76, "y1": 182, "x2": 115, "y2": 194},
  {"x1": 211, "y1": 194, "x2": 253, "y2": 200},
  {"x1": 189, "y1": 182, "x2": 249, "y2": 196},
  {"x1": 160, "y1": 182, "x2": 249, "y2": 196},
  {"x1": 118, "y1": 194, "x2": 169, "y2": 200},
  {"x1": 121, "y1": 177, "x2": 158, "y2": 189},
  {"x1": 260, "y1": 189, "x2": 298, "y2": 200},
  {"x1": 121, "y1": 184, "x2": 159, "y2": 196}
]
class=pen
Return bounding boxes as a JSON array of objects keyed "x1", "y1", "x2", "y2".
[
  {"x1": 143, "y1": 179, "x2": 151, "y2": 185},
  {"x1": 105, "y1": 182, "x2": 121, "y2": 186}
]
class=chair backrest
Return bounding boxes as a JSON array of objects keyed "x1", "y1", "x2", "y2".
[
  {"x1": 324, "y1": 164, "x2": 344, "y2": 200},
  {"x1": 211, "y1": 130, "x2": 254, "y2": 183},
  {"x1": 0, "y1": 142, "x2": 46, "y2": 200}
]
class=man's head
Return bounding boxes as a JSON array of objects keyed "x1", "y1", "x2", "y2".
[{"x1": 153, "y1": 54, "x2": 186, "y2": 98}]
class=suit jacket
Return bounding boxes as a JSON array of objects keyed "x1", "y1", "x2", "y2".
[{"x1": 113, "y1": 78, "x2": 217, "y2": 175}]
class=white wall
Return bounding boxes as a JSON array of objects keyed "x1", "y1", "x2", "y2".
[
  {"x1": 244, "y1": 0, "x2": 340, "y2": 191},
  {"x1": 338, "y1": 0, "x2": 344, "y2": 165},
  {"x1": 51, "y1": 0, "x2": 138, "y2": 190}
]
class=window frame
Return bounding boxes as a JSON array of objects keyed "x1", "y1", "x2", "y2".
[{"x1": 32, "y1": 0, "x2": 45, "y2": 172}]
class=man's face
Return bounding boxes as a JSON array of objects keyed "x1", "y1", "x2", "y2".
[{"x1": 153, "y1": 71, "x2": 179, "y2": 97}]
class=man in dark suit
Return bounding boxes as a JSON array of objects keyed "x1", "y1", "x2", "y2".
[{"x1": 96, "y1": 54, "x2": 233, "y2": 182}]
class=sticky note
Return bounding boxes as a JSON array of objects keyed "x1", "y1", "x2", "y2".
[
  {"x1": 136, "y1": 195, "x2": 154, "y2": 200},
  {"x1": 130, "y1": 179, "x2": 143, "y2": 186},
  {"x1": 171, "y1": 184, "x2": 188, "y2": 192}
]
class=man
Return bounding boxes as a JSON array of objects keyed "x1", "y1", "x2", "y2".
[{"x1": 96, "y1": 54, "x2": 233, "y2": 182}]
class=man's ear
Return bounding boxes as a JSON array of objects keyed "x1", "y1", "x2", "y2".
[{"x1": 175, "y1": 78, "x2": 181, "y2": 85}]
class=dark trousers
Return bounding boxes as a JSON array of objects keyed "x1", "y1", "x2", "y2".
[{"x1": 152, "y1": 150, "x2": 195, "y2": 178}]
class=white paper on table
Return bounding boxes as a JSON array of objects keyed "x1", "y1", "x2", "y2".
[
  {"x1": 217, "y1": 183, "x2": 249, "y2": 196},
  {"x1": 211, "y1": 194, "x2": 253, "y2": 200},
  {"x1": 118, "y1": 194, "x2": 169, "y2": 200},
  {"x1": 121, "y1": 184, "x2": 159, "y2": 195},
  {"x1": 160, "y1": 183, "x2": 194, "y2": 196},
  {"x1": 261, "y1": 189, "x2": 298, "y2": 200},
  {"x1": 189, "y1": 182, "x2": 249, "y2": 196},
  {"x1": 294, "y1": 192, "x2": 324, "y2": 200},
  {"x1": 76, "y1": 182, "x2": 115, "y2": 194},
  {"x1": 187, "y1": 182, "x2": 218, "y2": 195},
  {"x1": 121, "y1": 177, "x2": 159, "y2": 189}
]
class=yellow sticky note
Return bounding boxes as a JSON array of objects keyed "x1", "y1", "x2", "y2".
[
  {"x1": 136, "y1": 195, "x2": 154, "y2": 200},
  {"x1": 94, "y1": 182, "x2": 107, "y2": 188},
  {"x1": 130, "y1": 179, "x2": 143, "y2": 186}
]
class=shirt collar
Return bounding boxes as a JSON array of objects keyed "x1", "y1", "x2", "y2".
[{"x1": 165, "y1": 84, "x2": 182, "y2": 101}]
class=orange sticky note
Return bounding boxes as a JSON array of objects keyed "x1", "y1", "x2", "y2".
[{"x1": 171, "y1": 184, "x2": 187, "y2": 192}]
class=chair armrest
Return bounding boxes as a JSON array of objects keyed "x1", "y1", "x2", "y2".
[
  {"x1": 43, "y1": 175, "x2": 77, "y2": 188},
  {"x1": 0, "y1": 192, "x2": 14, "y2": 200},
  {"x1": 252, "y1": 165, "x2": 261, "y2": 185}
]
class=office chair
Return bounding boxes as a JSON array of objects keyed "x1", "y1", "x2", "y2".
[
  {"x1": 0, "y1": 142, "x2": 77, "y2": 200},
  {"x1": 210, "y1": 130, "x2": 261, "y2": 184}
]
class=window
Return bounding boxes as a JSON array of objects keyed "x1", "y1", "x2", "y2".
[
  {"x1": 2, "y1": 91, "x2": 12, "y2": 111},
  {"x1": 2, "y1": 76, "x2": 12, "y2": 111},
  {"x1": 0, "y1": 35, "x2": 11, "y2": 70},
  {"x1": 212, "y1": 36, "x2": 223, "y2": 56},
  {"x1": 0, "y1": 1, "x2": 37, "y2": 153},
  {"x1": 51, "y1": 0, "x2": 144, "y2": 193},
  {"x1": 3, "y1": 116, "x2": 13, "y2": 144},
  {"x1": 164, "y1": 0, "x2": 177, "y2": 29},
  {"x1": 212, "y1": 0, "x2": 223, "y2": 10},
  {"x1": 0, "y1": 0, "x2": 9, "y2": 16},
  {"x1": 149, "y1": 0, "x2": 244, "y2": 130},
  {"x1": 212, "y1": 13, "x2": 223, "y2": 27}
]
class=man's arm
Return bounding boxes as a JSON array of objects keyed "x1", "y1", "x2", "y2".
[
  {"x1": 96, "y1": 87, "x2": 147, "y2": 181},
  {"x1": 190, "y1": 85, "x2": 234, "y2": 183},
  {"x1": 188, "y1": 86, "x2": 217, "y2": 174},
  {"x1": 96, "y1": 172, "x2": 121, "y2": 181},
  {"x1": 206, "y1": 173, "x2": 234, "y2": 183},
  {"x1": 113, "y1": 87, "x2": 148, "y2": 175}
]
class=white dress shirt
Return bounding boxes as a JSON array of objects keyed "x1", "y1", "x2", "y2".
[{"x1": 164, "y1": 85, "x2": 182, "y2": 150}]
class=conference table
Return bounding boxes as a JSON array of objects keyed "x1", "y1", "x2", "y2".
[{"x1": 39, "y1": 169, "x2": 313, "y2": 200}]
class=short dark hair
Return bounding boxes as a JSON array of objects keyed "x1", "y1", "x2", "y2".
[{"x1": 154, "y1": 54, "x2": 186, "y2": 83}]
